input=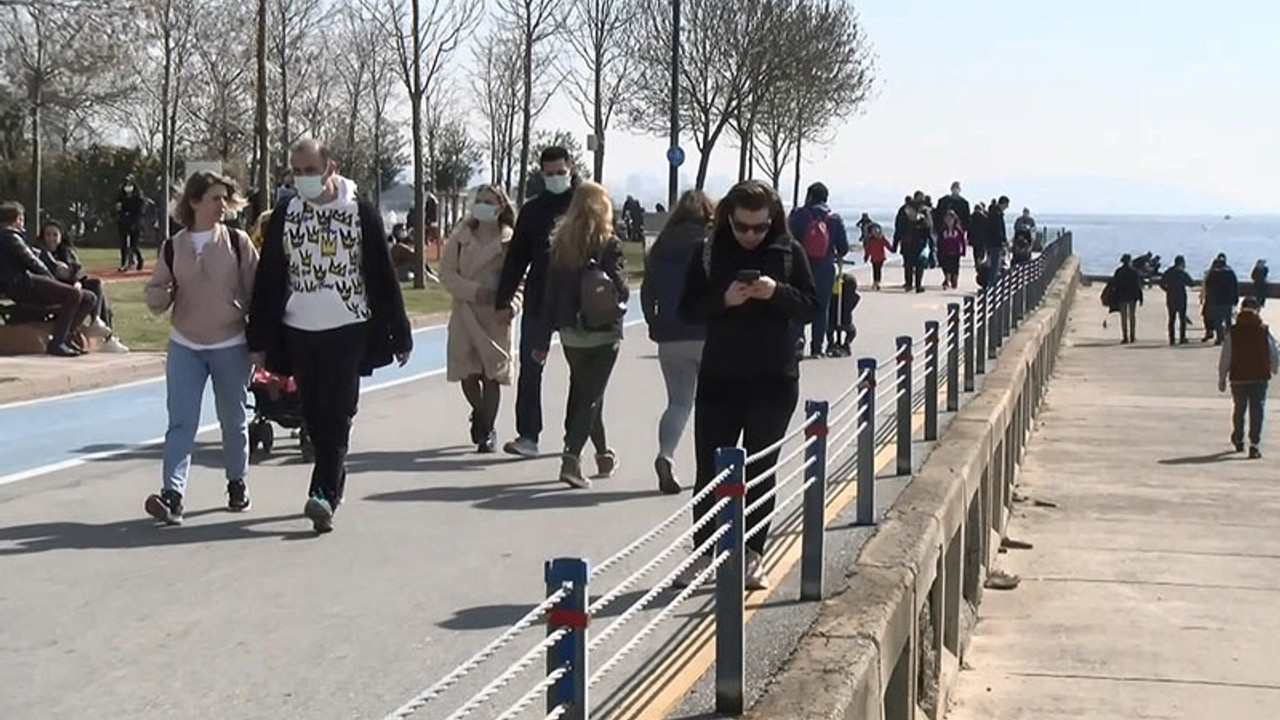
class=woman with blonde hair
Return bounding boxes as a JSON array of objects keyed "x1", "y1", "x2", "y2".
[
  {"x1": 440, "y1": 184, "x2": 518, "y2": 452},
  {"x1": 538, "y1": 181, "x2": 629, "y2": 488},
  {"x1": 142, "y1": 171, "x2": 259, "y2": 525}
]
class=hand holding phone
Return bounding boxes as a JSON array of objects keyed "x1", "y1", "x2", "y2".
[{"x1": 736, "y1": 269, "x2": 762, "y2": 284}]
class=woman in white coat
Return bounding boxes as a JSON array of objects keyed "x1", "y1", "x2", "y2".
[{"x1": 440, "y1": 185, "x2": 518, "y2": 452}]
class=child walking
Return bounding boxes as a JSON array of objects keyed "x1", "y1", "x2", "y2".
[{"x1": 862, "y1": 223, "x2": 890, "y2": 290}]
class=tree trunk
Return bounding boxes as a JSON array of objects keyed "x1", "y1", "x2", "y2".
[
  {"x1": 27, "y1": 33, "x2": 43, "y2": 237},
  {"x1": 516, "y1": 23, "x2": 534, "y2": 202},
  {"x1": 277, "y1": 11, "x2": 290, "y2": 169},
  {"x1": 161, "y1": 0, "x2": 173, "y2": 241},
  {"x1": 255, "y1": 0, "x2": 271, "y2": 214},
  {"x1": 410, "y1": 0, "x2": 425, "y2": 289},
  {"x1": 792, "y1": 133, "x2": 802, "y2": 208}
]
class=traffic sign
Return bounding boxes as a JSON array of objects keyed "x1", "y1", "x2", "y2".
[{"x1": 666, "y1": 145, "x2": 685, "y2": 167}]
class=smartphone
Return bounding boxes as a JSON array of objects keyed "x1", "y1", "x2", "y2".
[{"x1": 737, "y1": 269, "x2": 762, "y2": 283}]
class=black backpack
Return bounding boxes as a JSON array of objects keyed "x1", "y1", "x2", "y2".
[
  {"x1": 578, "y1": 251, "x2": 626, "y2": 330},
  {"x1": 163, "y1": 226, "x2": 246, "y2": 273}
]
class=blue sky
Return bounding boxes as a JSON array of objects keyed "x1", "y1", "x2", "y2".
[{"x1": 537, "y1": 0, "x2": 1280, "y2": 215}]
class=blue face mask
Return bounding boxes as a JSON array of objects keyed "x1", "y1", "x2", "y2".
[
  {"x1": 472, "y1": 203, "x2": 498, "y2": 222},
  {"x1": 544, "y1": 174, "x2": 571, "y2": 195}
]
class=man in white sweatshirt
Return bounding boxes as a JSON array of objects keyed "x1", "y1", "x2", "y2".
[{"x1": 249, "y1": 138, "x2": 412, "y2": 533}]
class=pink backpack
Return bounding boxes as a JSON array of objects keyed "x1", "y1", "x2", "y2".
[{"x1": 801, "y1": 210, "x2": 831, "y2": 260}]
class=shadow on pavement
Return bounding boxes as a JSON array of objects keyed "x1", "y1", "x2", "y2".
[
  {"x1": 1158, "y1": 450, "x2": 1240, "y2": 466},
  {"x1": 439, "y1": 589, "x2": 651, "y2": 631},
  {"x1": 364, "y1": 478, "x2": 658, "y2": 511},
  {"x1": 344, "y1": 446, "x2": 518, "y2": 474},
  {"x1": 0, "y1": 511, "x2": 313, "y2": 555}
]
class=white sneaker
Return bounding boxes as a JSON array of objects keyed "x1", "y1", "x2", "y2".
[
  {"x1": 100, "y1": 336, "x2": 130, "y2": 353},
  {"x1": 673, "y1": 555, "x2": 712, "y2": 590},
  {"x1": 745, "y1": 549, "x2": 770, "y2": 591},
  {"x1": 503, "y1": 437, "x2": 539, "y2": 458},
  {"x1": 84, "y1": 318, "x2": 112, "y2": 339}
]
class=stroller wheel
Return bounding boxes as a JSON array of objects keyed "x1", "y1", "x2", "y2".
[{"x1": 260, "y1": 423, "x2": 275, "y2": 454}]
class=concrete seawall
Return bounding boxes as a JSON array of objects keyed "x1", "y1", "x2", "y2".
[{"x1": 745, "y1": 254, "x2": 1082, "y2": 720}]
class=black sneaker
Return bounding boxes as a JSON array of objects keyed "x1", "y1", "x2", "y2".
[
  {"x1": 468, "y1": 413, "x2": 485, "y2": 445},
  {"x1": 227, "y1": 479, "x2": 251, "y2": 512},
  {"x1": 478, "y1": 430, "x2": 497, "y2": 454},
  {"x1": 303, "y1": 494, "x2": 334, "y2": 533},
  {"x1": 1249, "y1": 446, "x2": 1262, "y2": 459},
  {"x1": 145, "y1": 489, "x2": 184, "y2": 526},
  {"x1": 1233, "y1": 439, "x2": 1245, "y2": 452},
  {"x1": 46, "y1": 341, "x2": 81, "y2": 358}
]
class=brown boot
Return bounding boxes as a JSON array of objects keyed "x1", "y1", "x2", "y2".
[{"x1": 559, "y1": 454, "x2": 590, "y2": 489}]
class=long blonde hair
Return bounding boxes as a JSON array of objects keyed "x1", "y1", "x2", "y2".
[{"x1": 550, "y1": 181, "x2": 614, "y2": 268}]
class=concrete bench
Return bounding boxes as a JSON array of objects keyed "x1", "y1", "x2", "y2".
[{"x1": 0, "y1": 297, "x2": 65, "y2": 356}]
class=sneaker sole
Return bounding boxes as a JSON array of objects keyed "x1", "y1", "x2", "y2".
[
  {"x1": 145, "y1": 495, "x2": 182, "y2": 526},
  {"x1": 227, "y1": 500, "x2": 252, "y2": 512},
  {"x1": 303, "y1": 498, "x2": 334, "y2": 533},
  {"x1": 503, "y1": 443, "x2": 539, "y2": 458},
  {"x1": 560, "y1": 475, "x2": 592, "y2": 490}
]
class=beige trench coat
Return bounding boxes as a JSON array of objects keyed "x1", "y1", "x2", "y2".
[{"x1": 440, "y1": 222, "x2": 517, "y2": 383}]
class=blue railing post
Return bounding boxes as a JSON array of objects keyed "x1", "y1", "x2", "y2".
[
  {"x1": 947, "y1": 303, "x2": 961, "y2": 411},
  {"x1": 801, "y1": 400, "x2": 829, "y2": 602},
  {"x1": 714, "y1": 446, "x2": 746, "y2": 716},
  {"x1": 544, "y1": 557, "x2": 590, "y2": 720},
  {"x1": 856, "y1": 359, "x2": 877, "y2": 526},
  {"x1": 895, "y1": 335, "x2": 913, "y2": 476},
  {"x1": 924, "y1": 321, "x2": 939, "y2": 442}
]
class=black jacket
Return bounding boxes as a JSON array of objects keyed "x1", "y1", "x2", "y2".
[
  {"x1": 1205, "y1": 265, "x2": 1239, "y2": 308},
  {"x1": 967, "y1": 210, "x2": 989, "y2": 250},
  {"x1": 642, "y1": 221, "x2": 708, "y2": 343},
  {"x1": 495, "y1": 190, "x2": 574, "y2": 316},
  {"x1": 1159, "y1": 267, "x2": 1194, "y2": 310},
  {"x1": 248, "y1": 198, "x2": 412, "y2": 377},
  {"x1": 935, "y1": 194, "x2": 971, "y2": 233},
  {"x1": 987, "y1": 207, "x2": 1008, "y2": 250},
  {"x1": 679, "y1": 230, "x2": 820, "y2": 380},
  {"x1": 540, "y1": 236, "x2": 628, "y2": 334},
  {"x1": 0, "y1": 226, "x2": 53, "y2": 298},
  {"x1": 1107, "y1": 264, "x2": 1144, "y2": 307}
]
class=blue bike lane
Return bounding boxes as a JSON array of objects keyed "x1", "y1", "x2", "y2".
[{"x1": 0, "y1": 301, "x2": 646, "y2": 485}]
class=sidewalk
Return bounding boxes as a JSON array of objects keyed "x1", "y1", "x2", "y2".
[{"x1": 948, "y1": 295, "x2": 1280, "y2": 719}]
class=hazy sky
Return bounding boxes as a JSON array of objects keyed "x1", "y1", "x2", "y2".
[{"x1": 536, "y1": 0, "x2": 1280, "y2": 215}]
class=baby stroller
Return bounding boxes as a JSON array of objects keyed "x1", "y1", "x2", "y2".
[
  {"x1": 826, "y1": 268, "x2": 861, "y2": 357},
  {"x1": 247, "y1": 368, "x2": 313, "y2": 462}
]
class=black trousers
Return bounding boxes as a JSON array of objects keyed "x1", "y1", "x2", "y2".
[
  {"x1": 515, "y1": 312, "x2": 553, "y2": 442},
  {"x1": 902, "y1": 262, "x2": 924, "y2": 291},
  {"x1": 287, "y1": 323, "x2": 367, "y2": 504},
  {"x1": 561, "y1": 343, "x2": 619, "y2": 456},
  {"x1": 117, "y1": 223, "x2": 143, "y2": 269},
  {"x1": 19, "y1": 274, "x2": 96, "y2": 343},
  {"x1": 1166, "y1": 305, "x2": 1188, "y2": 342},
  {"x1": 871, "y1": 261, "x2": 883, "y2": 285},
  {"x1": 692, "y1": 375, "x2": 799, "y2": 557}
]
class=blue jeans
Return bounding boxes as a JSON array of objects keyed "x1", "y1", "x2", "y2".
[
  {"x1": 1231, "y1": 382, "x2": 1268, "y2": 448},
  {"x1": 162, "y1": 340, "x2": 251, "y2": 495},
  {"x1": 794, "y1": 259, "x2": 836, "y2": 353},
  {"x1": 657, "y1": 340, "x2": 703, "y2": 461}
]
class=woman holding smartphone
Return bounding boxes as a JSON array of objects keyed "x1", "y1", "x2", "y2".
[{"x1": 677, "y1": 179, "x2": 820, "y2": 591}]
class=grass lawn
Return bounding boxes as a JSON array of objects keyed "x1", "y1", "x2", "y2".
[{"x1": 98, "y1": 241, "x2": 646, "y2": 351}]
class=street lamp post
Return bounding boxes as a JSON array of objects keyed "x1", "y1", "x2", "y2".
[{"x1": 668, "y1": 0, "x2": 681, "y2": 210}]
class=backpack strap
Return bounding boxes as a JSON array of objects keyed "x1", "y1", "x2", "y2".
[{"x1": 163, "y1": 237, "x2": 174, "y2": 275}]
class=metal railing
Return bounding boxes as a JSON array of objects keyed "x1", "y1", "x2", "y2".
[{"x1": 382, "y1": 233, "x2": 1076, "y2": 720}]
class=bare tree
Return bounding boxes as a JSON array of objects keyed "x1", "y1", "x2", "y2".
[
  {"x1": 370, "y1": 0, "x2": 480, "y2": 288},
  {"x1": 269, "y1": 0, "x2": 330, "y2": 168},
  {"x1": 188, "y1": 0, "x2": 256, "y2": 167},
  {"x1": 623, "y1": 0, "x2": 747, "y2": 189},
  {"x1": 470, "y1": 30, "x2": 522, "y2": 191},
  {"x1": 495, "y1": 0, "x2": 566, "y2": 201},
  {"x1": 566, "y1": 0, "x2": 635, "y2": 182},
  {"x1": 5, "y1": 0, "x2": 131, "y2": 232}
]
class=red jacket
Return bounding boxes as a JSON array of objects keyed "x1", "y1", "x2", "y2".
[{"x1": 863, "y1": 235, "x2": 891, "y2": 264}]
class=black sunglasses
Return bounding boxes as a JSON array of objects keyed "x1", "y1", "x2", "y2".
[{"x1": 730, "y1": 219, "x2": 770, "y2": 236}]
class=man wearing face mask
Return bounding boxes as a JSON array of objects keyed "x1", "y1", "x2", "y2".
[
  {"x1": 495, "y1": 145, "x2": 578, "y2": 458},
  {"x1": 248, "y1": 138, "x2": 413, "y2": 534}
]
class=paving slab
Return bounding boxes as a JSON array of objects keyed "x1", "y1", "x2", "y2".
[{"x1": 947, "y1": 295, "x2": 1280, "y2": 720}]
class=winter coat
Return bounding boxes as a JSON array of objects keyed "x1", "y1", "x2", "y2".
[
  {"x1": 642, "y1": 220, "x2": 708, "y2": 343},
  {"x1": 440, "y1": 222, "x2": 516, "y2": 384}
]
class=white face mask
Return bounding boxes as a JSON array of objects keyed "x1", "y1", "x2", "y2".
[
  {"x1": 295, "y1": 174, "x2": 327, "y2": 201},
  {"x1": 472, "y1": 203, "x2": 498, "y2": 222},
  {"x1": 124, "y1": 185, "x2": 134, "y2": 193},
  {"x1": 544, "y1": 174, "x2": 571, "y2": 195}
]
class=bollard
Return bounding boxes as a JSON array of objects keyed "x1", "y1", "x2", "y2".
[
  {"x1": 987, "y1": 285, "x2": 1000, "y2": 360},
  {"x1": 964, "y1": 295, "x2": 979, "y2": 384},
  {"x1": 856, "y1": 358, "x2": 877, "y2": 525},
  {"x1": 800, "y1": 400, "x2": 829, "y2": 601},
  {"x1": 895, "y1": 336, "x2": 913, "y2": 476},
  {"x1": 924, "y1": 321, "x2": 939, "y2": 441},
  {"x1": 946, "y1": 303, "x2": 960, "y2": 411},
  {"x1": 714, "y1": 446, "x2": 746, "y2": 716},
  {"x1": 545, "y1": 557, "x2": 590, "y2": 720}
]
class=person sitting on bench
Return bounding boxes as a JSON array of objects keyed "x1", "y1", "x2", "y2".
[
  {"x1": 0, "y1": 201, "x2": 96, "y2": 356},
  {"x1": 35, "y1": 220, "x2": 129, "y2": 353}
]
